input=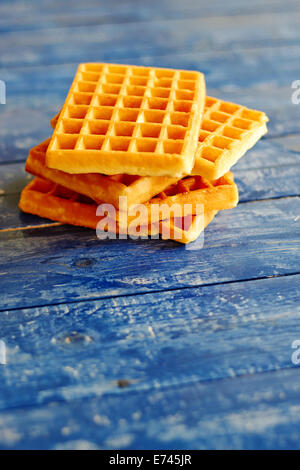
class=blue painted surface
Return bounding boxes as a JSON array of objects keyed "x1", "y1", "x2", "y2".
[{"x1": 0, "y1": 0, "x2": 300, "y2": 450}]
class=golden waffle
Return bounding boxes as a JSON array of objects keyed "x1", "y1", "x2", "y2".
[
  {"x1": 193, "y1": 96, "x2": 268, "y2": 178},
  {"x1": 26, "y1": 139, "x2": 178, "y2": 208},
  {"x1": 18, "y1": 177, "x2": 217, "y2": 244},
  {"x1": 51, "y1": 94, "x2": 268, "y2": 180},
  {"x1": 19, "y1": 178, "x2": 101, "y2": 230},
  {"x1": 46, "y1": 63, "x2": 206, "y2": 177},
  {"x1": 147, "y1": 171, "x2": 237, "y2": 213},
  {"x1": 160, "y1": 211, "x2": 217, "y2": 244},
  {"x1": 26, "y1": 139, "x2": 238, "y2": 226},
  {"x1": 116, "y1": 171, "x2": 237, "y2": 228}
]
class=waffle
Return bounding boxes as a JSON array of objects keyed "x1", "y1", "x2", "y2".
[
  {"x1": 46, "y1": 63, "x2": 206, "y2": 177},
  {"x1": 26, "y1": 139, "x2": 237, "y2": 226},
  {"x1": 116, "y1": 171, "x2": 238, "y2": 228},
  {"x1": 160, "y1": 210, "x2": 217, "y2": 244},
  {"x1": 26, "y1": 139, "x2": 178, "y2": 209},
  {"x1": 193, "y1": 96, "x2": 268, "y2": 179},
  {"x1": 147, "y1": 171, "x2": 237, "y2": 213},
  {"x1": 18, "y1": 177, "x2": 217, "y2": 244},
  {"x1": 51, "y1": 94, "x2": 268, "y2": 180},
  {"x1": 19, "y1": 177, "x2": 102, "y2": 230}
]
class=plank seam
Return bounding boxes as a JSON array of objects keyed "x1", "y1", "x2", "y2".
[
  {"x1": 1, "y1": 271, "x2": 300, "y2": 314},
  {"x1": 3, "y1": 37, "x2": 300, "y2": 70},
  {"x1": 0, "y1": 361, "x2": 298, "y2": 416},
  {"x1": 2, "y1": 9, "x2": 300, "y2": 36}
]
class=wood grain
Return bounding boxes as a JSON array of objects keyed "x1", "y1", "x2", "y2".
[
  {"x1": 1, "y1": 44, "x2": 300, "y2": 163},
  {"x1": 1, "y1": 197, "x2": 300, "y2": 311},
  {"x1": 0, "y1": 0, "x2": 300, "y2": 450},
  {"x1": 0, "y1": 273, "x2": 299, "y2": 413}
]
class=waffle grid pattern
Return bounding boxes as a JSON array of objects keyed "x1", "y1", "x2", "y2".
[
  {"x1": 194, "y1": 96, "x2": 268, "y2": 169},
  {"x1": 28, "y1": 138, "x2": 237, "y2": 217},
  {"x1": 114, "y1": 172, "x2": 237, "y2": 227},
  {"x1": 26, "y1": 139, "x2": 179, "y2": 208},
  {"x1": 47, "y1": 63, "x2": 205, "y2": 175},
  {"x1": 154, "y1": 173, "x2": 230, "y2": 198},
  {"x1": 19, "y1": 178, "x2": 217, "y2": 244},
  {"x1": 143, "y1": 172, "x2": 238, "y2": 213},
  {"x1": 32, "y1": 177, "x2": 96, "y2": 205}
]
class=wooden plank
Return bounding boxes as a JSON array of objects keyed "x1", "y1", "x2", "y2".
[
  {"x1": 236, "y1": 164, "x2": 300, "y2": 202},
  {"x1": 0, "y1": 100, "x2": 61, "y2": 164},
  {"x1": 1, "y1": 43, "x2": 299, "y2": 163},
  {"x1": 231, "y1": 135, "x2": 300, "y2": 170},
  {"x1": 4, "y1": 44, "x2": 299, "y2": 91},
  {"x1": 0, "y1": 159, "x2": 299, "y2": 221},
  {"x1": 3, "y1": 45, "x2": 299, "y2": 94},
  {"x1": 0, "y1": 0, "x2": 299, "y2": 451},
  {"x1": 0, "y1": 164, "x2": 32, "y2": 196},
  {"x1": 3, "y1": 0, "x2": 296, "y2": 6},
  {"x1": 0, "y1": 192, "x2": 58, "y2": 231},
  {"x1": 0, "y1": 366, "x2": 300, "y2": 449},
  {"x1": 0, "y1": 273, "x2": 298, "y2": 411},
  {"x1": 0, "y1": 197, "x2": 299, "y2": 311},
  {"x1": 1, "y1": 0, "x2": 300, "y2": 33},
  {"x1": 1, "y1": 12, "x2": 300, "y2": 69}
]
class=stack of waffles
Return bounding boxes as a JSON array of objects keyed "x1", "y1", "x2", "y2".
[{"x1": 19, "y1": 63, "x2": 268, "y2": 243}]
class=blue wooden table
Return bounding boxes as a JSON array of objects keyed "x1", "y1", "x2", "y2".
[{"x1": 0, "y1": 0, "x2": 300, "y2": 450}]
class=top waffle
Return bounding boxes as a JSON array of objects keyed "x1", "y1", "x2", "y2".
[
  {"x1": 46, "y1": 63, "x2": 206, "y2": 177},
  {"x1": 50, "y1": 94, "x2": 268, "y2": 181}
]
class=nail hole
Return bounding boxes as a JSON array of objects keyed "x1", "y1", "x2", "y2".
[{"x1": 117, "y1": 379, "x2": 131, "y2": 388}]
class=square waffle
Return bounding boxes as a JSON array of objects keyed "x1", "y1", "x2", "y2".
[
  {"x1": 25, "y1": 139, "x2": 238, "y2": 226},
  {"x1": 116, "y1": 171, "x2": 237, "y2": 228},
  {"x1": 193, "y1": 96, "x2": 268, "y2": 179},
  {"x1": 26, "y1": 139, "x2": 178, "y2": 209},
  {"x1": 50, "y1": 94, "x2": 268, "y2": 180},
  {"x1": 19, "y1": 178, "x2": 100, "y2": 230},
  {"x1": 46, "y1": 63, "x2": 206, "y2": 177},
  {"x1": 146, "y1": 171, "x2": 237, "y2": 214},
  {"x1": 161, "y1": 211, "x2": 217, "y2": 244},
  {"x1": 18, "y1": 177, "x2": 216, "y2": 244}
]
